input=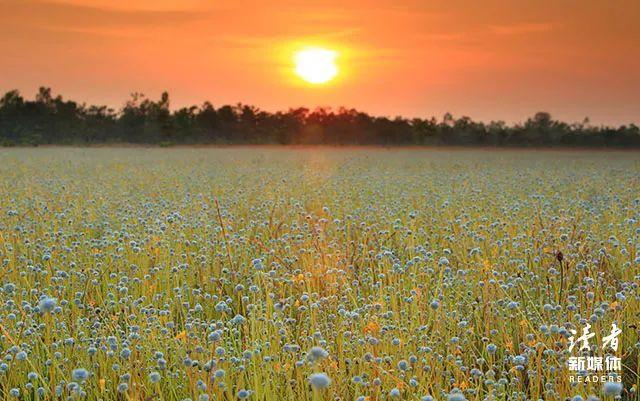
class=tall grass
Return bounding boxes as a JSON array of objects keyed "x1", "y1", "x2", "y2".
[{"x1": 0, "y1": 148, "x2": 637, "y2": 401}]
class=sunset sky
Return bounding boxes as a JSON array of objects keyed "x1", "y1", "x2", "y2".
[{"x1": 1, "y1": 0, "x2": 638, "y2": 125}]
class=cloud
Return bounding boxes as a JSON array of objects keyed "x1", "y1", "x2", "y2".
[
  {"x1": 489, "y1": 22, "x2": 555, "y2": 35},
  {"x1": 0, "y1": 0, "x2": 212, "y2": 30}
]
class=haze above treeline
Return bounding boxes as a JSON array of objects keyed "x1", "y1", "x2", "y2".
[{"x1": 1, "y1": 87, "x2": 639, "y2": 147}]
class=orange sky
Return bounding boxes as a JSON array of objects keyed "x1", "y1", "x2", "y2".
[{"x1": 1, "y1": 0, "x2": 638, "y2": 125}]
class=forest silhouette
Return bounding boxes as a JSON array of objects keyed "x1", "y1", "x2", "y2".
[{"x1": 1, "y1": 87, "x2": 638, "y2": 147}]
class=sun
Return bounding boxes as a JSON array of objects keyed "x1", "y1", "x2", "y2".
[{"x1": 294, "y1": 48, "x2": 338, "y2": 84}]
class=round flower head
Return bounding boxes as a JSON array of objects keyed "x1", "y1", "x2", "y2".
[
  {"x1": 448, "y1": 392, "x2": 467, "y2": 401},
  {"x1": 237, "y1": 389, "x2": 251, "y2": 399},
  {"x1": 390, "y1": 388, "x2": 401, "y2": 397},
  {"x1": 252, "y1": 259, "x2": 264, "y2": 270},
  {"x1": 39, "y1": 297, "x2": 57, "y2": 313},
  {"x1": 602, "y1": 381, "x2": 622, "y2": 396},
  {"x1": 120, "y1": 348, "x2": 131, "y2": 359},
  {"x1": 149, "y1": 371, "x2": 161, "y2": 383},
  {"x1": 307, "y1": 346, "x2": 329, "y2": 362},
  {"x1": 72, "y1": 368, "x2": 89, "y2": 381},
  {"x1": 308, "y1": 373, "x2": 331, "y2": 389},
  {"x1": 208, "y1": 331, "x2": 221, "y2": 342}
]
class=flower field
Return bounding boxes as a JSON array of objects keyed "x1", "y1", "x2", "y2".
[{"x1": 0, "y1": 147, "x2": 638, "y2": 401}]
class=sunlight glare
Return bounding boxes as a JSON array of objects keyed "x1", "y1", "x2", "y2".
[{"x1": 294, "y1": 48, "x2": 338, "y2": 84}]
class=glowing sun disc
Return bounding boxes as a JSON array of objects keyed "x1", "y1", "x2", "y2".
[{"x1": 294, "y1": 48, "x2": 338, "y2": 84}]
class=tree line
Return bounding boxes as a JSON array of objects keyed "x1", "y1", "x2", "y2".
[{"x1": 1, "y1": 87, "x2": 639, "y2": 147}]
